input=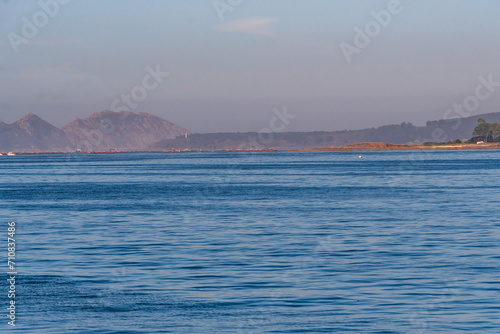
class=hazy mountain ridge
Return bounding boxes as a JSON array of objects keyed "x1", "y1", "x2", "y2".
[
  {"x1": 0, "y1": 111, "x2": 190, "y2": 153},
  {"x1": 62, "y1": 110, "x2": 190, "y2": 151},
  {"x1": 0, "y1": 113, "x2": 72, "y2": 152},
  {"x1": 1, "y1": 111, "x2": 499, "y2": 153},
  {"x1": 149, "y1": 112, "x2": 500, "y2": 151}
]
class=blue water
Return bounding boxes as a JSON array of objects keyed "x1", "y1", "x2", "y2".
[{"x1": 1, "y1": 150, "x2": 499, "y2": 333}]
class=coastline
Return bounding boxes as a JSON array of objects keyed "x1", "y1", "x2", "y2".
[
  {"x1": 3, "y1": 142, "x2": 500, "y2": 155},
  {"x1": 298, "y1": 142, "x2": 500, "y2": 152}
]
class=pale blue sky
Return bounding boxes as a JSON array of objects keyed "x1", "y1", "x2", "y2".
[{"x1": 1, "y1": 0, "x2": 499, "y2": 132}]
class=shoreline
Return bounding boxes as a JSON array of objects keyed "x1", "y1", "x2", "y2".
[
  {"x1": 298, "y1": 142, "x2": 500, "y2": 152},
  {"x1": 2, "y1": 142, "x2": 500, "y2": 155}
]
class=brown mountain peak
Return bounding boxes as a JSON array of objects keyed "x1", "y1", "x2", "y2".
[
  {"x1": 1, "y1": 113, "x2": 71, "y2": 152},
  {"x1": 19, "y1": 113, "x2": 42, "y2": 121},
  {"x1": 62, "y1": 111, "x2": 190, "y2": 152}
]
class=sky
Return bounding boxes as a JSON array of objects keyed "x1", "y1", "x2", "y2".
[{"x1": 1, "y1": 0, "x2": 500, "y2": 133}]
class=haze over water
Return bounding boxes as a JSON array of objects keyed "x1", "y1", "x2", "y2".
[{"x1": 1, "y1": 151, "x2": 499, "y2": 333}]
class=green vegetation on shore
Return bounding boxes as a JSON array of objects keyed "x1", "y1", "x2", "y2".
[
  {"x1": 423, "y1": 139, "x2": 464, "y2": 146},
  {"x1": 473, "y1": 119, "x2": 500, "y2": 143},
  {"x1": 424, "y1": 119, "x2": 500, "y2": 145}
]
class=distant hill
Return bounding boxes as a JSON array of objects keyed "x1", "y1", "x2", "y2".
[
  {"x1": 149, "y1": 111, "x2": 500, "y2": 151},
  {"x1": 420, "y1": 112, "x2": 500, "y2": 141},
  {"x1": 62, "y1": 110, "x2": 190, "y2": 152},
  {"x1": 0, "y1": 113, "x2": 72, "y2": 152}
]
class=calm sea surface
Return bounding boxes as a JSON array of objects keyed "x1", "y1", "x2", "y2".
[{"x1": 0, "y1": 151, "x2": 499, "y2": 333}]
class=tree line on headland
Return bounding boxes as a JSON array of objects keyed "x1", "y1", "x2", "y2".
[{"x1": 473, "y1": 119, "x2": 500, "y2": 143}]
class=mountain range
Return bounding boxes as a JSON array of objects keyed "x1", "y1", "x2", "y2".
[
  {"x1": 1, "y1": 110, "x2": 499, "y2": 153},
  {"x1": 0, "y1": 113, "x2": 72, "y2": 152},
  {"x1": 0, "y1": 111, "x2": 189, "y2": 153}
]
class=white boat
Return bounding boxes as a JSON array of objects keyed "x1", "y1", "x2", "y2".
[{"x1": 7, "y1": 152, "x2": 15, "y2": 156}]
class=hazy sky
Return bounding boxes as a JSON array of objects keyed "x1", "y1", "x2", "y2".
[{"x1": 1, "y1": 0, "x2": 500, "y2": 133}]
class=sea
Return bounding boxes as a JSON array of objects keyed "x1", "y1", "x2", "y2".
[{"x1": 0, "y1": 150, "x2": 499, "y2": 333}]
